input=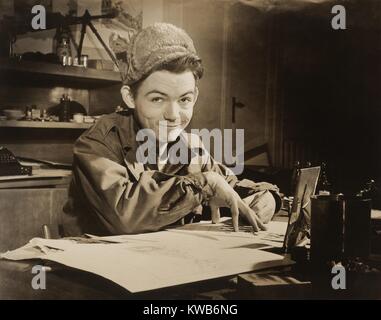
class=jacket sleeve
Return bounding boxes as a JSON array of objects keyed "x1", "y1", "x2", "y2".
[{"x1": 72, "y1": 133, "x2": 213, "y2": 235}]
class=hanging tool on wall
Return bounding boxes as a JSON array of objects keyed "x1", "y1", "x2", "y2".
[{"x1": 232, "y1": 96, "x2": 245, "y2": 124}]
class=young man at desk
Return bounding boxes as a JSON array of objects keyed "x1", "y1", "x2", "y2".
[{"x1": 63, "y1": 23, "x2": 281, "y2": 236}]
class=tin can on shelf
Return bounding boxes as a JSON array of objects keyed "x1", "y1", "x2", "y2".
[
  {"x1": 80, "y1": 55, "x2": 88, "y2": 68},
  {"x1": 311, "y1": 194, "x2": 344, "y2": 269},
  {"x1": 62, "y1": 55, "x2": 67, "y2": 66}
]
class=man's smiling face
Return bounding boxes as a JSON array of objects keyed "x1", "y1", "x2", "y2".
[{"x1": 126, "y1": 70, "x2": 198, "y2": 142}]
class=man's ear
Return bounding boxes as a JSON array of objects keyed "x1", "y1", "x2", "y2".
[{"x1": 120, "y1": 85, "x2": 136, "y2": 109}]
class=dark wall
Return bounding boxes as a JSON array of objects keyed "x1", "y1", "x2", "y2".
[{"x1": 277, "y1": 0, "x2": 381, "y2": 193}]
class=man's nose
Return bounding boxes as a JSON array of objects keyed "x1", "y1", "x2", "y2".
[{"x1": 164, "y1": 102, "x2": 180, "y2": 121}]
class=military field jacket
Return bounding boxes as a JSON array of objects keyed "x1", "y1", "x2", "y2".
[{"x1": 64, "y1": 111, "x2": 280, "y2": 236}]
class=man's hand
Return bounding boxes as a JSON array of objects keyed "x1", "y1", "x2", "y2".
[{"x1": 204, "y1": 172, "x2": 267, "y2": 232}]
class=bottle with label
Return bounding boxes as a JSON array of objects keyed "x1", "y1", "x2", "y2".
[
  {"x1": 290, "y1": 161, "x2": 301, "y2": 196},
  {"x1": 59, "y1": 94, "x2": 71, "y2": 122},
  {"x1": 25, "y1": 106, "x2": 32, "y2": 121},
  {"x1": 317, "y1": 162, "x2": 331, "y2": 195},
  {"x1": 41, "y1": 109, "x2": 47, "y2": 122}
]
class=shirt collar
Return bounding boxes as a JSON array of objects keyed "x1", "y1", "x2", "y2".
[{"x1": 116, "y1": 110, "x2": 203, "y2": 157}]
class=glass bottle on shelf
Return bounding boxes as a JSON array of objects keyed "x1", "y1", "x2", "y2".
[
  {"x1": 25, "y1": 106, "x2": 32, "y2": 121},
  {"x1": 54, "y1": 25, "x2": 72, "y2": 65},
  {"x1": 59, "y1": 94, "x2": 71, "y2": 122}
]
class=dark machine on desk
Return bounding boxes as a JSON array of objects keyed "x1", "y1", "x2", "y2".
[
  {"x1": 312, "y1": 179, "x2": 380, "y2": 263},
  {"x1": 283, "y1": 162, "x2": 378, "y2": 270}
]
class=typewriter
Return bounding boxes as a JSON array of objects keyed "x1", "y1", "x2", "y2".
[{"x1": 0, "y1": 146, "x2": 32, "y2": 176}]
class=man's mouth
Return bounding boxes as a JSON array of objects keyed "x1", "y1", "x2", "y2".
[{"x1": 160, "y1": 123, "x2": 182, "y2": 128}]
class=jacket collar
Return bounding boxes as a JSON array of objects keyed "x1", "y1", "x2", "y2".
[
  {"x1": 115, "y1": 110, "x2": 140, "y2": 150},
  {"x1": 115, "y1": 111, "x2": 145, "y2": 180}
]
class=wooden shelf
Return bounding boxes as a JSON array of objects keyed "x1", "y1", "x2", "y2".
[
  {"x1": 0, "y1": 58, "x2": 121, "y2": 88},
  {"x1": 0, "y1": 120, "x2": 93, "y2": 129}
]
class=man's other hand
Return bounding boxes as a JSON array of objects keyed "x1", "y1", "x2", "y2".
[{"x1": 204, "y1": 172, "x2": 267, "y2": 232}]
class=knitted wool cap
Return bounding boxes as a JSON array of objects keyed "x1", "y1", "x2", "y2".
[{"x1": 120, "y1": 23, "x2": 200, "y2": 85}]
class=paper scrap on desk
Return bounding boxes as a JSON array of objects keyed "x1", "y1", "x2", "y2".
[
  {"x1": 1, "y1": 219, "x2": 293, "y2": 293},
  {"x1": 170, "y1": 218, "x2": 288, "y2": 248}
]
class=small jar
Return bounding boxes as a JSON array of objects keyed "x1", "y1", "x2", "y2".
[
  {"x1": 25, "y1": 106, "x2": 32, "y2": 121},
  {"x1": 73, "y1": 113, "x2": 84, "y2": 123},
  {"x1": 31, "y1": 108, "x2": 41, "y2": 120}
]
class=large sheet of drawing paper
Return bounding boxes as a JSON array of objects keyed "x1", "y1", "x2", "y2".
[{"x1": 1, "y1": 219, "x2": 293, "y2": 293}]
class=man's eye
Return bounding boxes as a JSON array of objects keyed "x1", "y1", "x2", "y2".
[
  {"x1": 179, "y1": 97, "x2": 192, "y2": 104},
  {"x1": 151, "y1": 97, "x2": 164, "y2": 103}
]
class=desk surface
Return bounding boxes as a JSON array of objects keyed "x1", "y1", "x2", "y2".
[
  {"x1": 1, "y1": 213, "x2": 381, "y2": 300},
  {"x1": 0, "y1": 218, "x2": 291, "y2": 294},
  {"x1": 0, "y1": 217, "x2": 289, "y2": 299},
  {"x1": 0, "y1": 259, "x2": 240, "y2": 300},
  {"x1": 1, "y1": 256, "x2": 381, "y2": 300}
]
